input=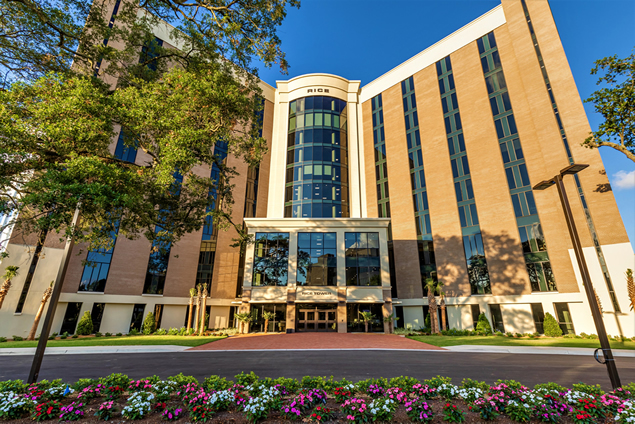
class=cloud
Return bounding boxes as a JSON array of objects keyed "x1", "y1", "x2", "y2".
[{"x1": 612, "y1": 170, "x2": 635, "y2": 190}]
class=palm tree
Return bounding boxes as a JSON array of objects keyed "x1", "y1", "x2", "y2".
[
  {"x1": 262, "y1": 311, "x2": 275, "y2": 333},
  {"x1": 27, "y1": 281, "x2": 54, "y2": 341},
  {"x1": 0, "y1": 266, "x2": 19, "y2": 310},
  {"x1": 426, "y1": 278, "x2": 438, "y2": 334},
  {"x1": 627, "y1": 269, "x2": 634, "y2": 311},
  {"x1": 186, "y1": 288, "x2": 196, "y2": 331},
  {"x1": 436, "y1": 280, "x2": 447, "y2": 332},
  {"x1": 235, "y1": 312, "x2": 253, "y2": 334},
  {"x1": 359, "y1": 311, "x2": 375, "y2": 333},
  {"x1": 193, "y1": 284, "x2": 202, "y2": 332},
  {"x1": 198, "y1": 286, "x2": 208, "y2": 336}
]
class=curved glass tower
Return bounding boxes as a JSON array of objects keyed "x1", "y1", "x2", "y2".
[{"x1": 284, "y1": 96, "x2": 349, "y2": 218}]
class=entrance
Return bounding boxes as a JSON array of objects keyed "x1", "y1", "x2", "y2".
[{"x1": 296, "y1": 304, "x2": 337, "y2": 332}]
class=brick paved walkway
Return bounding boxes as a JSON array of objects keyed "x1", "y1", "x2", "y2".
[{"x1": 188, "y1": 332, "x2": 445, "y2": 351}]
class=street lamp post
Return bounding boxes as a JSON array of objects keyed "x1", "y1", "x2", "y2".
[{"x1": 533, "y1": 164, "x2": 621, "y2": 390}]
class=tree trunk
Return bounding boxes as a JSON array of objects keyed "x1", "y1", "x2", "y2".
[
  {"x1": 186, "y1": 298, "x2": 194, "y2": 331},
  {"x1": 364, "y1": 321, "x2": 368, "y2": 333},
  {"x1": 264, "y1": 319, "x2": 269, "y2": 334},
  {"x1": 193, "y1": 297, "x2": 201, "y2": 332},
  {"x1": 199, "y1": 293, "x2": 207, "y2": 336},
  {"x1": 27, "y1": 286, "x2": 53, "y2": 341},
  {"x1": 440, "y1": 304, "x2": 447, "y2": 331},
  {"x1": 0, "y1": 280, "x2": 11, "y2": 310}
]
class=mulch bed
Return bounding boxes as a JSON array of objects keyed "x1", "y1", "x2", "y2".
[{"x1": 5, "y1": 396, "x2": 618, "y2": 423}]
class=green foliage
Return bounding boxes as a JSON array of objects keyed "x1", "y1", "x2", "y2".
[
  {"x1": 155, "y1": 328, "x2": 167, "y2": 335},
  {"x1": 167, "y1": 373, "x2": 198, "y2": 387},
  {"x1": 388, "y1": 376, "x2": 420, "y2": 391},
  {"x1": 272, "y1": 377, "x2": 300, "y2": 394},
  {"x1": 543, "y1": 313, "x2": 563, "y2": 337},
  {"x1": 71, "y1": 334, "x2": 78, "y2": 338},
  {"x1": 423, "y1": 375, "x2": 452, "y2": 389},
  {"x1": 425, "y1": 313, "x2": 431, "y2": 328},
  {"x1": 142, "y1": 312, "x2": 156, "y2": 335},
  {"x1": 167, "y1": 328, "x2": 179, "y2": 336},
  {"x1": 534, "y1": 382, "x2": 568, "y2": 393},
  {"x1": 98, "y1": 373, "x2": 130, "y2": 388},
  {"x1": 115, "y1": 333, "x2": 122, "y2": 337},
  {"x1": 2, "y1": 266, "x2": 18, "y2": 281},
  {"x1": 94, "y1": 332, "x2": 102, "y2": 337},
  {"x1": 507, "y1": 402, "x2": 532, "y2": 422},
  {"x1": 75, "y1": 311, "x2": 93, "y2": 336},
  {"x1": 0, "y1": 379, "x2": 26, "y2": 393},
  {"x1": 475, "y1": 313, "x2": 492, "y2": 335},
  {"x1": 128, "y1": 328, "x2": 139, "y2": 336},
  {"x1": 583, "y1": 52, "x2": 635, "y2": 162},
  {"x1": 355, "y1": 377, "x2": 389, "y2": 393},
  {"x1": 11, "y1": 335, "x2": 23, "y2": 341},
  {"x1": 0, "y1": 337, "x2": 6, "y2": 343},
  {"x1": 72, "y1": 378, "x2": 98, "y2": 391},
  {"x1": 460, "y1": 378, "x2": 489, "y2": 392},
  {"x1": 571, "y1": 383, "x2": 604, "y2": 396},
  {"x1": 234, "y1": 371, "x2": 259, "y2": 387},
  {"x1": 203, "y1": 375, "x2": 233, "y2": 392},
  {"x1": 442, "y1": 403, "x2": 466, "y2": 423}
]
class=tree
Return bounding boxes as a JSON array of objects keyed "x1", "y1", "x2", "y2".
[
  {"x1": 543, "y1": 312, "x2": 563, "y2": 337},
  {"x1": 27, "y1": 281, "x2": 53, "y2": 340},
  {"x1": 198, "y1": 286, "x2": 208, "y2": 336},
  {"x1": 583, "y1": 51, "x2": 635, "y2": 162},
  {"x1": 76, "y1": 310, "x2": 93, "y2": 335},
  {"x1": 0, "y1": 0, "x2": 300, "y2": 257},
  {"x1": 426, "y1": 278, "x2": 439, "y2": 334},
  {"x1": 193, "y1": 284, "x2": 202, "y2": 332},
  {"x1": 0, "y1": 265, "x2": 19, "y2": 309},
  {"x1": 262, "y1": 311, "x2": 275, "y2": 334},
  {"x1": 142, "y1": 311, "x2": 156, "y2": 335},
  {"x1": 235, "y1": 312, "x2": 252, "y2": 334},
  {"x1": 475, "y1": 313, "x2": 492, "y2": 335},
  {"x1": 383, "y1": 314, "x2": 399, "y2": 334},
  {"x1": 359, "y1": 311, "x2": 375, "y2": 333},
  {"x1": 187, "y1": 288, "x2": 197, "y2": 332},
  {"x1": 436, "y1": 281, "x2": 447, "y2": 332},
  {"x1": 627, "y1": 269, "x2": 634, "y2": 311}
]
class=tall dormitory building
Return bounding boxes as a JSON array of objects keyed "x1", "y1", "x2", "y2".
[{"x1": 1, "y1": 0, "x2": 633, "y2": 337}]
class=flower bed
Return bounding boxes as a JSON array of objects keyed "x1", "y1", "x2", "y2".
[{"x1": 0, "y1": 373, "x2": 632, "y2": 423}]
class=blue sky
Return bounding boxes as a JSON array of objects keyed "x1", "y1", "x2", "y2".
[{"x1": 256, "y1": 0, "x2": 635, "y2": 249}]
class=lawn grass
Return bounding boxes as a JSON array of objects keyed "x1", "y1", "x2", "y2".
[
  {"x1": 0, "y1": 335, "x2": 225, "y2": 348},
  {"x1": 408, "y1": 335, "x2": 635, "y2": 350}
]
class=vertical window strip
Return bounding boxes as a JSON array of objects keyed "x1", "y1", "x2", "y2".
[
  {"x1": 477, "y1": 31, "x2": 556, "y2": 293},
  {"x1": 518, "y1": 2, "x2": 619, "y2": 309},
  {"x1": 400, "y1": 77, "x2": 438, "y2": 289},
  {"x1": 436, "y1": 56, "x2": 491, "y2": 295},
  {"x1": 372, "y1": 94, "x2": 390, "y2": 218}
]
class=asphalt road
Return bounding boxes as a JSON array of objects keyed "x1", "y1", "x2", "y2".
[{"x1": 2, "y1": 351, "x2": 633, "y2": 389}]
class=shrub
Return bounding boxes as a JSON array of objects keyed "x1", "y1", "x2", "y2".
[
  {"x1": 167, "y1": 327, "x2": 179, "y2": 336},
  {"x1": 99, "y1": 373, "x2": 130, "y2": 388},
  {"x1": 475, "y1": 313, "x2": 492, "y2": 335},
  {"x1": 142, "y1": 312, "x2": 156, "y2": 335},
  {"x1": 388, "y1": 376, "x2": 420, "y2": 391},
  {"x1": 155, "y1": 328, "x2": 167, "y2": 335},
  {"x1": 115, "y1": 332, "x2": 122, "y2": 336},
  {"x1": 543, "y1": 312, "x2": 563, "y2": 337},
  {"x1": 12, "y1": 335, "x2": 24, "y2": 341},
  {"x1": 95, "y1": 332, "x2": 102, "y2": 337},
  {"x1": 104, "y1": 332, "x2": 112, "y2": 337},
  {"x1": 47, "y1": 332, "x2": 58, "y2": 340},
  {"x1": 71, "y1": 334, "x2": 78, "y2": 338},
  {"x1": 572, "y1": 383, "x2": 604, "y2": 396},
  {"x1": 0, "y1": 337, "x2": 6, "y2": 343},
  {"x1": 167, "y1": 373, "x2": 198, "y2": 386},
  {"x1": 423, "y1": 376, "x2": 452, "y2": 389},
  {"x1": 0, "y1": 380, "x2": 26, "y2": 393},
  {"x1": 534, "y1": 382, "x2": 568, "y2": 393},
  {"x1": 515, "y1": 333, "x2": 523, "y2": 338},
  {"x1": 204, "y1": 375, "x2": 233, "y2": 392},
  {"x1": 460, "y1": 378, "x2": 489, "y2": 391},
  {"x1": 60, "y1": 334, "x2": 67, "y2": 339},
  {"x1": 76, "y1": 311, "x2": 93, "y2": 335},
  {"x1": 235, "y1": 371, "x2": 260, "y2": 387}
]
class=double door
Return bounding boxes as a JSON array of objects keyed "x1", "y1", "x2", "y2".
[{"x1": 297, "y1": 307, "x2": 336, "y2": 332}]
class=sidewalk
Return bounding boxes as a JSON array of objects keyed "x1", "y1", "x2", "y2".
[
  {"x1": 0, "y1": 345, "x2": 190, "y2": 356},
  {"x1": 444, "y1": 344, "x2": 635, "y2": 357}
]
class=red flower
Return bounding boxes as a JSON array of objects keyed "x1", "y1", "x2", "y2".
[
  {"x1": 577, "y1": 414, "x2": 583, "y2": 419},
  {"x1": 446, "y1": 403, "x2": 450, "y2": 407},
  {"x1": 318, "y1": 416, "x2": 322, "y2": 420},
  {"x1": 47, "y1": 407, "x2": 53, "y2": 414}
]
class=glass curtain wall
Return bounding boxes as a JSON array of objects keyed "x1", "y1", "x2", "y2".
[
  {"x1": 297, "y1": 233, "x2": 337, "y2": 286},
  {"x1": 252, "y1": 233, "x2": 290, "y2": 286},
  {"x1": 285, "y1": 96, "x2": 349, "y2": 218}
]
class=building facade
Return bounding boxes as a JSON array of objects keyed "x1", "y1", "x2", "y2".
[{"x1": 1, "y1": 0, "x2": 633, "y2": 338}]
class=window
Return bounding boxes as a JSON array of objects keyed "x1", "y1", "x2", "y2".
[
  {"x1": 463, "y1": 233, "x2": 491, "y2": 294},
  {"x1": 251, "y1": 304, "x2": 287, "y2": 333},
  {"x1": 297, "y1": 233, "x2": 337, "y2": 286},
  {"x1": 143, "y1": 237, "x2": 171, "y2": 295},
  {"x1": 470, "y1": 304, "x2": 481, "y2": 329},
  {"x1": 346, "y1": 303, "x2": 383, "y2": 333},
  {"x1": 113, "y1": 130, "x2": 138, "y2": 163},
  {"x1": 554, "y1": 303, "x2": 575, "y2": 334},
  {"x1": 345, "y1": 232, "x2": 380, "y2": 286},
  {"x1": 527, "y1": 262, "x2": 557, "y2": 292},
  {"x1": 91, "y1": 303, "x2": 106, "y2": 333},
  {"x1": 60, "y1": 302, "x2": 82, "y2": 335},
  {"x1": 418, "y1": 240, "x2": 437, "y2": 288},
  {"x1": 489, "y1": 304, "x2": 505, "y2": 333},
  {"x1": 252, "y1": 233, "x2": 290, "y2": 286},
  {"x1": 79, "y1": 225, "x2": 118, "y2": 292},
  {"x1": 531, "y1": 303, "x2": 545, "y2": 334},
  {"x1": 129, "y1": 304, "x2": 146, "y2": 332}
]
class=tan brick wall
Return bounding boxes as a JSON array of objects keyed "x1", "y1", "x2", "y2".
[
  {"x1": 414, "y1": 65, "x2": 470, "y2": 297},
  {"x1": 381, "y1": 83, "x2": 423, "y2": 299},
  {"x1": 256, "y1": 99, "x2": 275, "y2": 218},
  {"x1": 450, "y1": 41, "x2": 532, "y2": 296}
]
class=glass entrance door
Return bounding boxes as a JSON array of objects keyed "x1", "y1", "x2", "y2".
[{"x1": 297, "y1": 307, "x2": 337, "y2": 332}]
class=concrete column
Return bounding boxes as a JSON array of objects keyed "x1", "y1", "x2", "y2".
[
  {"x1": 337, "y1": 287, "x2": 347, "y2": 333},
  {"x1": 286, "y1": 290, "x2": 296, "y2": 332}
]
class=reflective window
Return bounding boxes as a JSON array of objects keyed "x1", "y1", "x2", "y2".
[
  {"x1": 345, "y1": 232, "x2": 380, "y2": 286},
  {"x1": 252, "y1": 233, "x2": 290, "y2": 286},
  {"x1": 297, "y1": 233, "x2": 336, "y2": 286}
]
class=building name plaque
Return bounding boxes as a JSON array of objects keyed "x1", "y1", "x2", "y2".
[
  {"x1": 307, "y1": 88, "x2": 330, "y2": 93},
  {"x1": 303, "y1": 291, "x2": 331, "y2": 296}
]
